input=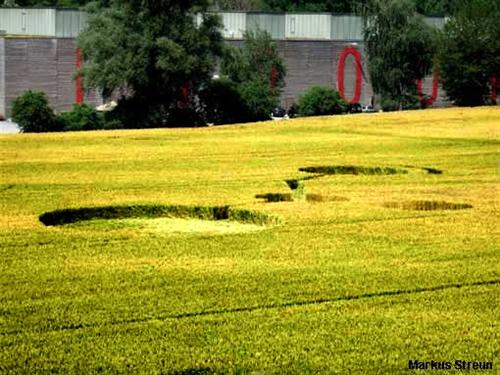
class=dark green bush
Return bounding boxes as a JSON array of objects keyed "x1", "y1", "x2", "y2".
[
  {"x1": 11, "y1": 90, "x2": 59, "y2": 133},
  {"x1": 57, "y1": 104, "x2": 104, "y2": 131},
  {"x1": 239, "y1": 80, "x2": 278, "y2": 122},
  {"x1": 103, "y1": 96, "x2": 166, "y2": 129},
  {"x1": 380, "y1": 93, "x2": 419, "y2": 112},
  {"x1": 166, "y1": 107, "x2": 205, "y2": 127},
  {"x1": 199, "y1": 78, "x2": 246, "y2": 125},
  {"x1": 298, "y1": 86, "x2": 348, "y2": 117}
]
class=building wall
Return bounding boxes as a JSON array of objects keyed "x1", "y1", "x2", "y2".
[
  {"x1": 0, "y1": 10, "x2": 460, "y2": 119},
  {"x1": 1, "y1": 38, "x2": 100, "y2": 117},
  {"x1": 0, "y1": 37, "x2": 451, "y2": 118},
  {"x1": 0, "y1": 38, "x2": 5, "y2": 118},
  {"x1": 225, "y1": 40, "x2": 449, "y2": 109},
  {"x1": 278, "y1": 40, "x2": 372, "y2": 107}
]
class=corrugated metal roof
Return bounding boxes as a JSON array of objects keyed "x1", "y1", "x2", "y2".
[
  {"x1": 246, "y1": 13, "x2": 285, "y2": 40},
  {"x1": 0, "y1": 9, "x2": 446, "y2": 40},
  {"x1": 219, "y1": 12, "x2": 246, "y2": 39},
  {"x1": 0, "y1": 8, "x2": 56, "y2": 36},
  {"x1": 331, "y1": 16, "x2": 362, "y2": 41},
  {"x1": 285, "y1": 14, "x2": 331, "y2": 40},
  {"x1": 55, "y1": 10, "x2": 87, "y2": 38},
  {"x1": 0, "y1": 38, "x2": 5, "y2": 118}
]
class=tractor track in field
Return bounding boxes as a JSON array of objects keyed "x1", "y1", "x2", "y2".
[{"x1": 1, "y1": 279, "x2": 499, "y2": 335}]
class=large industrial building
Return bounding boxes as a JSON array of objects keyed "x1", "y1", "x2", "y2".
[{"x1": 0, "y1": 8, "x2": 450, "y2": 119}]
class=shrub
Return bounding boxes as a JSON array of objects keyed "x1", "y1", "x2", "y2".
[
  {"x1": 239, "y1": 80, "x2": 278, "y2": 122},
  {"x1": 298, "y1": 86, "x2": 348, "y2": 117},
  {"x1": 199, "y1": 78, "x2": 246, "y2": 125},
  {"x1": 103, "y1": 96, "x2": 165, "y2": 129},
  {"x1": 379, "y1": 92, "x2": 420, "y2": 112},
  {"x1": 11, "y1": 90, "x2": 59, "y2": 133},
  {"x1": 57, "y1": 104, "x2": 104, "y2": 131}
]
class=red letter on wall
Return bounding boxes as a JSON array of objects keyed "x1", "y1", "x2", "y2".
[
  {"x1": 417, "y1": 71, "x2": 439, "y2": 106},
  {"x1": 75, "y1": 48, "x2": 84, "y2": 104},
  {"x1": 270, "y1": 67, "x2": 278, "y2": 95},
  {"x1": 337, "y1": 46, "x2": 362, "y2": 104}
]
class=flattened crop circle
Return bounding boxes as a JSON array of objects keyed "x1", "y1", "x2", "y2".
[
  {"x1": 383, "y1": 201, "x2": 472, "y2": 211},
  {"x1": 39, "y1": 204, "x2": 280, "y2": 230}
]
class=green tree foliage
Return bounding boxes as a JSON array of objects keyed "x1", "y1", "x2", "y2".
[
  {"x1": 437, "y1": 0, "x2": 499, "y2": 106},
  {"x1": 77, "y1": 0, "x2": 224, "y2": 127},
  {"x1": 6, "y1": 0, "x2": 88, "y2": 7},
  {"x1": 362, "y1": 0, "x2": 435, "y2": 110},
  {"x1": 5, "y1": 0, "x2": 458, "y2": 15},
  {"x1": 297, "y1": 86, "x2": 347, "y2": 116},
  {"x1": 221, "y1": 29, "x2": 286, "y2": 122},
  {"x1": 11, "y1": 90, "x2": 60, "y2": 133},
  {"x1": 221, "y1": 0, "x2": 455, "y2": 15},
  {"x1": 57, "y1": 103, "x2": 103, "y2": 131},
  {"x1": 211, "y1": 0, "x2": 262, "y2": 11},
  {"x1": 199, "y1": 78, "x2": 246, "y2": 125},
  {"x1": 260, "y1": 0, "x2": 365, "y2": 13}
]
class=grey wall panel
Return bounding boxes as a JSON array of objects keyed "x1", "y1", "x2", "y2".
[
  {"x1": 0, "y1": 9, "x2": 55, "y2": 36},
  {"x1": 5, "y1": 38, "x2": 58, "y2": 116},
  {"x1": 331, "y1": 16, "x2": 362, "y2": 41},
  {"x1": 220, "y1": 12, "x2": 246, "y2": 39},
  {"x1": 4, "y1": 38, "x2": 101, "y2": 117},
  {"x1": 56, "y1": 10, "x2": 88, "y2": 38},
  {"x1": 54, "y1": 38, "x2": 101, "y2": 111},
  {"x1": 246, "y1": 13, "x2": 285, "y2": 40},
  {"x1": 0, "y1": 38, "x2": 5, "y2": 118},
  {"x1": 55, "y1": 38, "x2": 77, "y2": 112},
  {"x1": 279, "y1": 40, "x2": 335, "y2": 107},
  {"x1": 285, "y1": 14, "x2": 331, "y2": 40}
]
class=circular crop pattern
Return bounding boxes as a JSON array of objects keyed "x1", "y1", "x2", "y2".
[
  {"x1": 39, "y1": 204, "x2": 280, "y2": 227},
  {"x1": 299, "y1": 165, "x2": 408, "y2": 175},
  {"x1": 383, "y1": 201, "x2": 472, "y2": 211}
]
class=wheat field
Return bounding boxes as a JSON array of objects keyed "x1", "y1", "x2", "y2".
[{"x1": 0, "y1": 107, "x2": 498, "y2": 373}]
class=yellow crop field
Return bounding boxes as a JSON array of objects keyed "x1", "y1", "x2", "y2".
[{"x1": 0, "y1": 106, "x2": 498, "y2": 373}]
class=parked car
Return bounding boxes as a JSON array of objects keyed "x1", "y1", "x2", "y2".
[
  {"x1": 362, "y1": 105, "x2": 376, "y2": 113},
  {"x1": 348, "y1": 103, "x2": 362, "y2": 113}
]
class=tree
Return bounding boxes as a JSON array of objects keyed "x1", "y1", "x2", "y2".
[
  {"x1": 211, "y1": 0, "x2": 262, "y2": 11},
  {"x1": 77, "y1": 0, "x2": 224, "y2": 127},
  {"x1": 11, "y1": 90, "x2": 59, "y2": 133},
  {"x1": 437, "y1": 0, "x2": 499, "y2": 106},
  {"x1": 362, "y1": 0, "x2": 436, "y2": 110},
  {"x1": 221, "y1": 29, "x2": 286, "y2": 121},
  {"x1": 259, "y1": 0, "x2": 363, "y2": 13}
]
